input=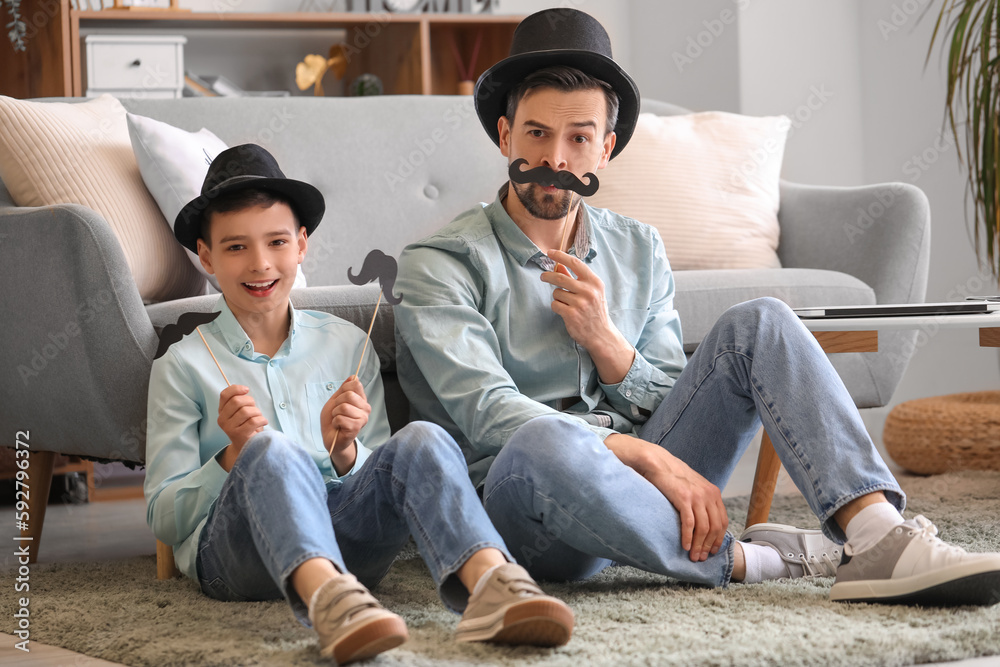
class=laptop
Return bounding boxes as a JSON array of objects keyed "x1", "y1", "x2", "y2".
[{"x1": 793, "y1": 300, "x2": 1000, "y2": 319}]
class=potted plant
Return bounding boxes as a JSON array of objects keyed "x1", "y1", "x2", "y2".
[
  {"x1": 884, "y1": 1, "x2": 1000, "y2": 476},
  {"x1": 927, "y1": 0, "x2": 999, "y2": 281}
]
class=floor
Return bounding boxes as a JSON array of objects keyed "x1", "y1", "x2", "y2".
[{"x1": 2, "y1": 434, "x2": 998, "y2": 667}]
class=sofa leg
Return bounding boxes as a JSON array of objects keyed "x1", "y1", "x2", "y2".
[
  {"x1": 21, "y1": 450, "x2": 55, "y2": 563},
  {"x1": 746, "y1": 432, "x2": 781, "y2": 527},
  {"x1": 157, "y1": 540, "x2": 180, "y2": 579}
]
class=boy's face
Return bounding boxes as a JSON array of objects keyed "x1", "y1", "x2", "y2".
[
  {"x1": 498, "y1": 86, "x2": 616, "y2": 221},
  {"x1": 196, "y1": 201, "x2": 307, "y2": 326}
]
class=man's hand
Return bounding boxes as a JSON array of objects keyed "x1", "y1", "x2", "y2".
[
  {"x1": 321, "y1": 376, "x2": 371, "y2": 475},
  {"x1": 604, "y1": 433, "x2": 728, "y2": 562},
  {"x1": 541, "y1": 250, "x2": 635, "y2": 385},
  {"x1": 217, "y1": 385, "x2": 268, "y2": 472}
]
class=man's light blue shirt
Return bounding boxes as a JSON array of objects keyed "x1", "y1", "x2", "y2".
[
  {"x1": 144, "y1": 296, "x2": 387, "y2": 580},
  {"x1": 395, "y1": 190, "x2": 687, "y2": 488}
]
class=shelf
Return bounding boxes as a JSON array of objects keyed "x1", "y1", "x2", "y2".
[{"x1": 0, "y1": 0, "x2": 521, "y2": 98}]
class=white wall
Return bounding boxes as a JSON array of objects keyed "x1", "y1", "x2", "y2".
[{"x1": 738, "y1": 0, "x2": 864, "y2": 186}]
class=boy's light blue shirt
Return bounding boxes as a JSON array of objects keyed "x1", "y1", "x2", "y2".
[
  {"x1": 395, "y1": 190, "x2": 687, "y2": 489},
  {"x1": 144, "y1": 296, "x2": 387, "y2": 580}
]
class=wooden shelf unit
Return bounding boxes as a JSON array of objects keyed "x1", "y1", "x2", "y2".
[{"x1": 0, "y1": 0, "x2": 520, "y2": 98}]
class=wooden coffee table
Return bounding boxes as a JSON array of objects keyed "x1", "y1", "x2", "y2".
[{"x1": 745, "y1": 311, "x2": 1000, "y2": 526}]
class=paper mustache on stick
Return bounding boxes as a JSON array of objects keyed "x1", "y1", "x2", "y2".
[
  {"x1": 508, "y1": 158, "x2": 600, "y2": 197},
  {"x1": 154, "y1": 310, "x2": 230, "y2": 386},
  {"x1": 348, "y1": 249, "x2": 402, "y2": 305},
  {"x1": 154, "y1": 311, "x2": 222, "y2": 360}
]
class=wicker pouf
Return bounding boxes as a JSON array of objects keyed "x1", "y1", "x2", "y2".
[{"x1": 883, "y1": 391, "x2": 1000, "y2": 474}]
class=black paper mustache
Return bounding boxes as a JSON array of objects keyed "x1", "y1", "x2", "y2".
[
  {"x1": 348, "y1": 249, "x2": 402, "y2": 305},
  {"x1": 154, "y1": 311, "x2": 222, "y2": 360},
  {"x1": 508, "y1": 158, "x2": 600, "y2": 197}
]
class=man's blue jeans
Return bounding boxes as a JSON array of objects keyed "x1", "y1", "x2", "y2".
[
  {"x1": 482, "y1": 298, "x2": 905, "y2": 586},
  {"x1": 196, "y1": 422, "x2": 510, "y2": 625}
]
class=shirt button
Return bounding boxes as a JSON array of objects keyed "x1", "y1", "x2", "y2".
[
  {"x1": 243, "y1": 343, "x2": 251, "y2": 351},
  {"x1": 326, "y1": 382, "x2": 334, "y2": 391},
  {"x1": 279, "y1": 402, "x2": 287, "y2": 409},
  {"x1": 625, "y1": 390, "x2": 632, "y2": 397}
]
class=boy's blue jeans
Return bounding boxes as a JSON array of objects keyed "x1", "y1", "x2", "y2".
[
  {"x1": 482, "y1": 298, "x2": 906, "y2": 586},
  {"x1": 196, "y1": 422, "x2": 510, "y2": 625}
]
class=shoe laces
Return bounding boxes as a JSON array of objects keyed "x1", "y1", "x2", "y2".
[
  {"x1": 798, "y1": 549, "x2": 841, "y2": 577},
  {"x1": 904, "y1": 515, "x2": 965, "y2": 555},
  {"x1": 499, "y1": 572, "x2": 544, "y2": 598}
]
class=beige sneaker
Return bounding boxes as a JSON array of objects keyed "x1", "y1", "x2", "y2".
[
  {"x1": 311, "y1": 573, "x2": 409, "y2": 663},
  {"x1": 456, "y1": 563, "x2": 574, "y2": 646}
]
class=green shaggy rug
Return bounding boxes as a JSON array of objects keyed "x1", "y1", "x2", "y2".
[{"x1": 3, "y1": 471, "x2": 999, "y2": 666}]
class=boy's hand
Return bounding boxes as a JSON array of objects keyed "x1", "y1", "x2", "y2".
[
  {"x1": 321, "y1": 376, "x2": 371, "y2": 474},
  {"x1": 217, "y1": 385, "x2": 268, "y2": 471}
]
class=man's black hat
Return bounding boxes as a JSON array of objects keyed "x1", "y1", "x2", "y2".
[
  {"x1": 174, "y1": 143, "x2": 325, "y2": 253},
  {"x1": 473, "y1": 8, "x2": 640, "y2": 159}
]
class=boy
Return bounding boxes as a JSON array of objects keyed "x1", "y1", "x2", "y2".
[{"x1": 144, "y1": 144, "x2": 574, "y2": 664}]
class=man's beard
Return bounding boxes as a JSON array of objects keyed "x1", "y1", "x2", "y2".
[{"x1": 512, "y1": 181, "x2": 576, "y2": 221}]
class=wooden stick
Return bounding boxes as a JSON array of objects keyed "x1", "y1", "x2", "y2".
[
  {"x1": 196, "y1": 327, "x2": 230, "y2": 386},
  {"x1": 559, "y1": 205, "x2": 574, "y2": 254},
  {"x1": 329, "y1": 291, "x2": 385, "y2": 458},
  {"x1": 355, "y1": 291, "x2": 383, "y2": 378}
]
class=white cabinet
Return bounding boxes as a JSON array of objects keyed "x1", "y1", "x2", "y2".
[{"x1": 84, "y1": 35, "x2": 187, "y2": 99}]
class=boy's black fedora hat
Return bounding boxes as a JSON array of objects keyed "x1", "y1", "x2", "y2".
[
  {"x1": 174, "y1": 143, "x2": 325, "y2": 253},
  {"x1": 473, "y1": 8, "x2": 640, "y2": 160}
]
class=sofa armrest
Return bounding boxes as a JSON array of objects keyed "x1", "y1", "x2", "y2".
[
  {"x1": 0, "y1": 204, "x2": 157, "y2": 463},
  {"x1": 777, "y1": 181, "x2": 931, "y2": 305}
]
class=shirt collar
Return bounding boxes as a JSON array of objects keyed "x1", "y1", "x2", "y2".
[
  {"x1": 487, "y1": 183, "x2": 597, "y2": 269},
  {"x1": 212, "y1": 295, "x2": 298, "y2": 359}
]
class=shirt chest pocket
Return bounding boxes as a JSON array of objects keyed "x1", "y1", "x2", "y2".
[
  {"x1": 610, "y1": 307, "x2": 649, "y2": 347},
  {"x1": 305, "y1": 380, "x2": 344, "y2": 448}
]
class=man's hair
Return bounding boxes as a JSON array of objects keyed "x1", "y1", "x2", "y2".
[
  {"x1": 199, "y1": 188, "x2": 301, "y2": 248},
  {"x1": 504, "y1": 65, "x2": 620, "y2": 137}
]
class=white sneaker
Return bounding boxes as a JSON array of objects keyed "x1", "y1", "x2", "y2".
[
  {"x1": 740, "y1": 523, "x2": 843, "y2": 578},
  {"x1": 830, "y1": 515, "x2": 1000, "y2": 606}
]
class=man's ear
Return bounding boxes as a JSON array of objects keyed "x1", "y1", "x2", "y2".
[
  {"x1": 498, "y1": 116, "x2": 512, "y2": 158},
  {"x1": 196, "y1": 238, "x2": 215, "y2": 275},
  {"x1": 598, "y1": 131, "x2": 617, "y2": 170},
  {"x1": 297, "y1": 227, "x2": 308, "y2": 264}
]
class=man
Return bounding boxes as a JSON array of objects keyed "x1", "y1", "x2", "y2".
[{"x1": 394, "y1": 8, "x2": 1000, "y2": 605}]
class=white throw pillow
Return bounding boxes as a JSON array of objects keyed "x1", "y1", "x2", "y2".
[
  {"x1": 0, "y1": 95, "x2": 205, "y2": 302},
  {"x1": 586, "y1": 111, "x2": 788, "y2": 271},
  {"x1": 127, "y1": 113, "x2": 308, "y2": 292}
]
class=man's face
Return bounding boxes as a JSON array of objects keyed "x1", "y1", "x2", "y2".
[
  {"x1": 196, "y1": 201, "x2": 307, "y2": 325},
  {"x1": 499, "y1": 86, "x2": 616, "y2": 221}
]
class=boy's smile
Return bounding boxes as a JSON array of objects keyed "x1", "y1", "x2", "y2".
[{"x1": 197, "y1": 200, "x2": 307, "y2": 340}]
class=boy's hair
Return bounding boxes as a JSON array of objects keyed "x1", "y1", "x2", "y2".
[
  {"x1": 199, "y1": 188, "x2": 301, "y2": 248},
  {"x1": 504, "y1": 65, "x2": 620, "y2": 137}
]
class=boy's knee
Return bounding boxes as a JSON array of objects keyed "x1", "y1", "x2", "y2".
[
  {"x1": 387, "y1": 421, "x2": 463, "y2": 465},
  {"x1": 239, "y1": 431, "x2": 310, "y2": 468}
]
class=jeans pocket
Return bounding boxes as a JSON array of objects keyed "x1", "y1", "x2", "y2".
[{"x1": 201, "y1": 575, "x2": 248, "y2": 602}]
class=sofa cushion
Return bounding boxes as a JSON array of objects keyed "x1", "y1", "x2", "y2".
[
  {"x1": 0, "y1": 94, "x2": 205, "y2": 302},
  {"x1": 586, "y1": 111, "x2": 787, "y2": 271},
  {"x1": 126, "y1": 112, "x2": 308, "y2": 293},
  {"x1": 673, "y1": 268, "x2": 875, "y2": 352}
]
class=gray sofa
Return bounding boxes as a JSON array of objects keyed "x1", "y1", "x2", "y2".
[{"x1": 0, "y1": 95, "x2": 929, "y2": 553}]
